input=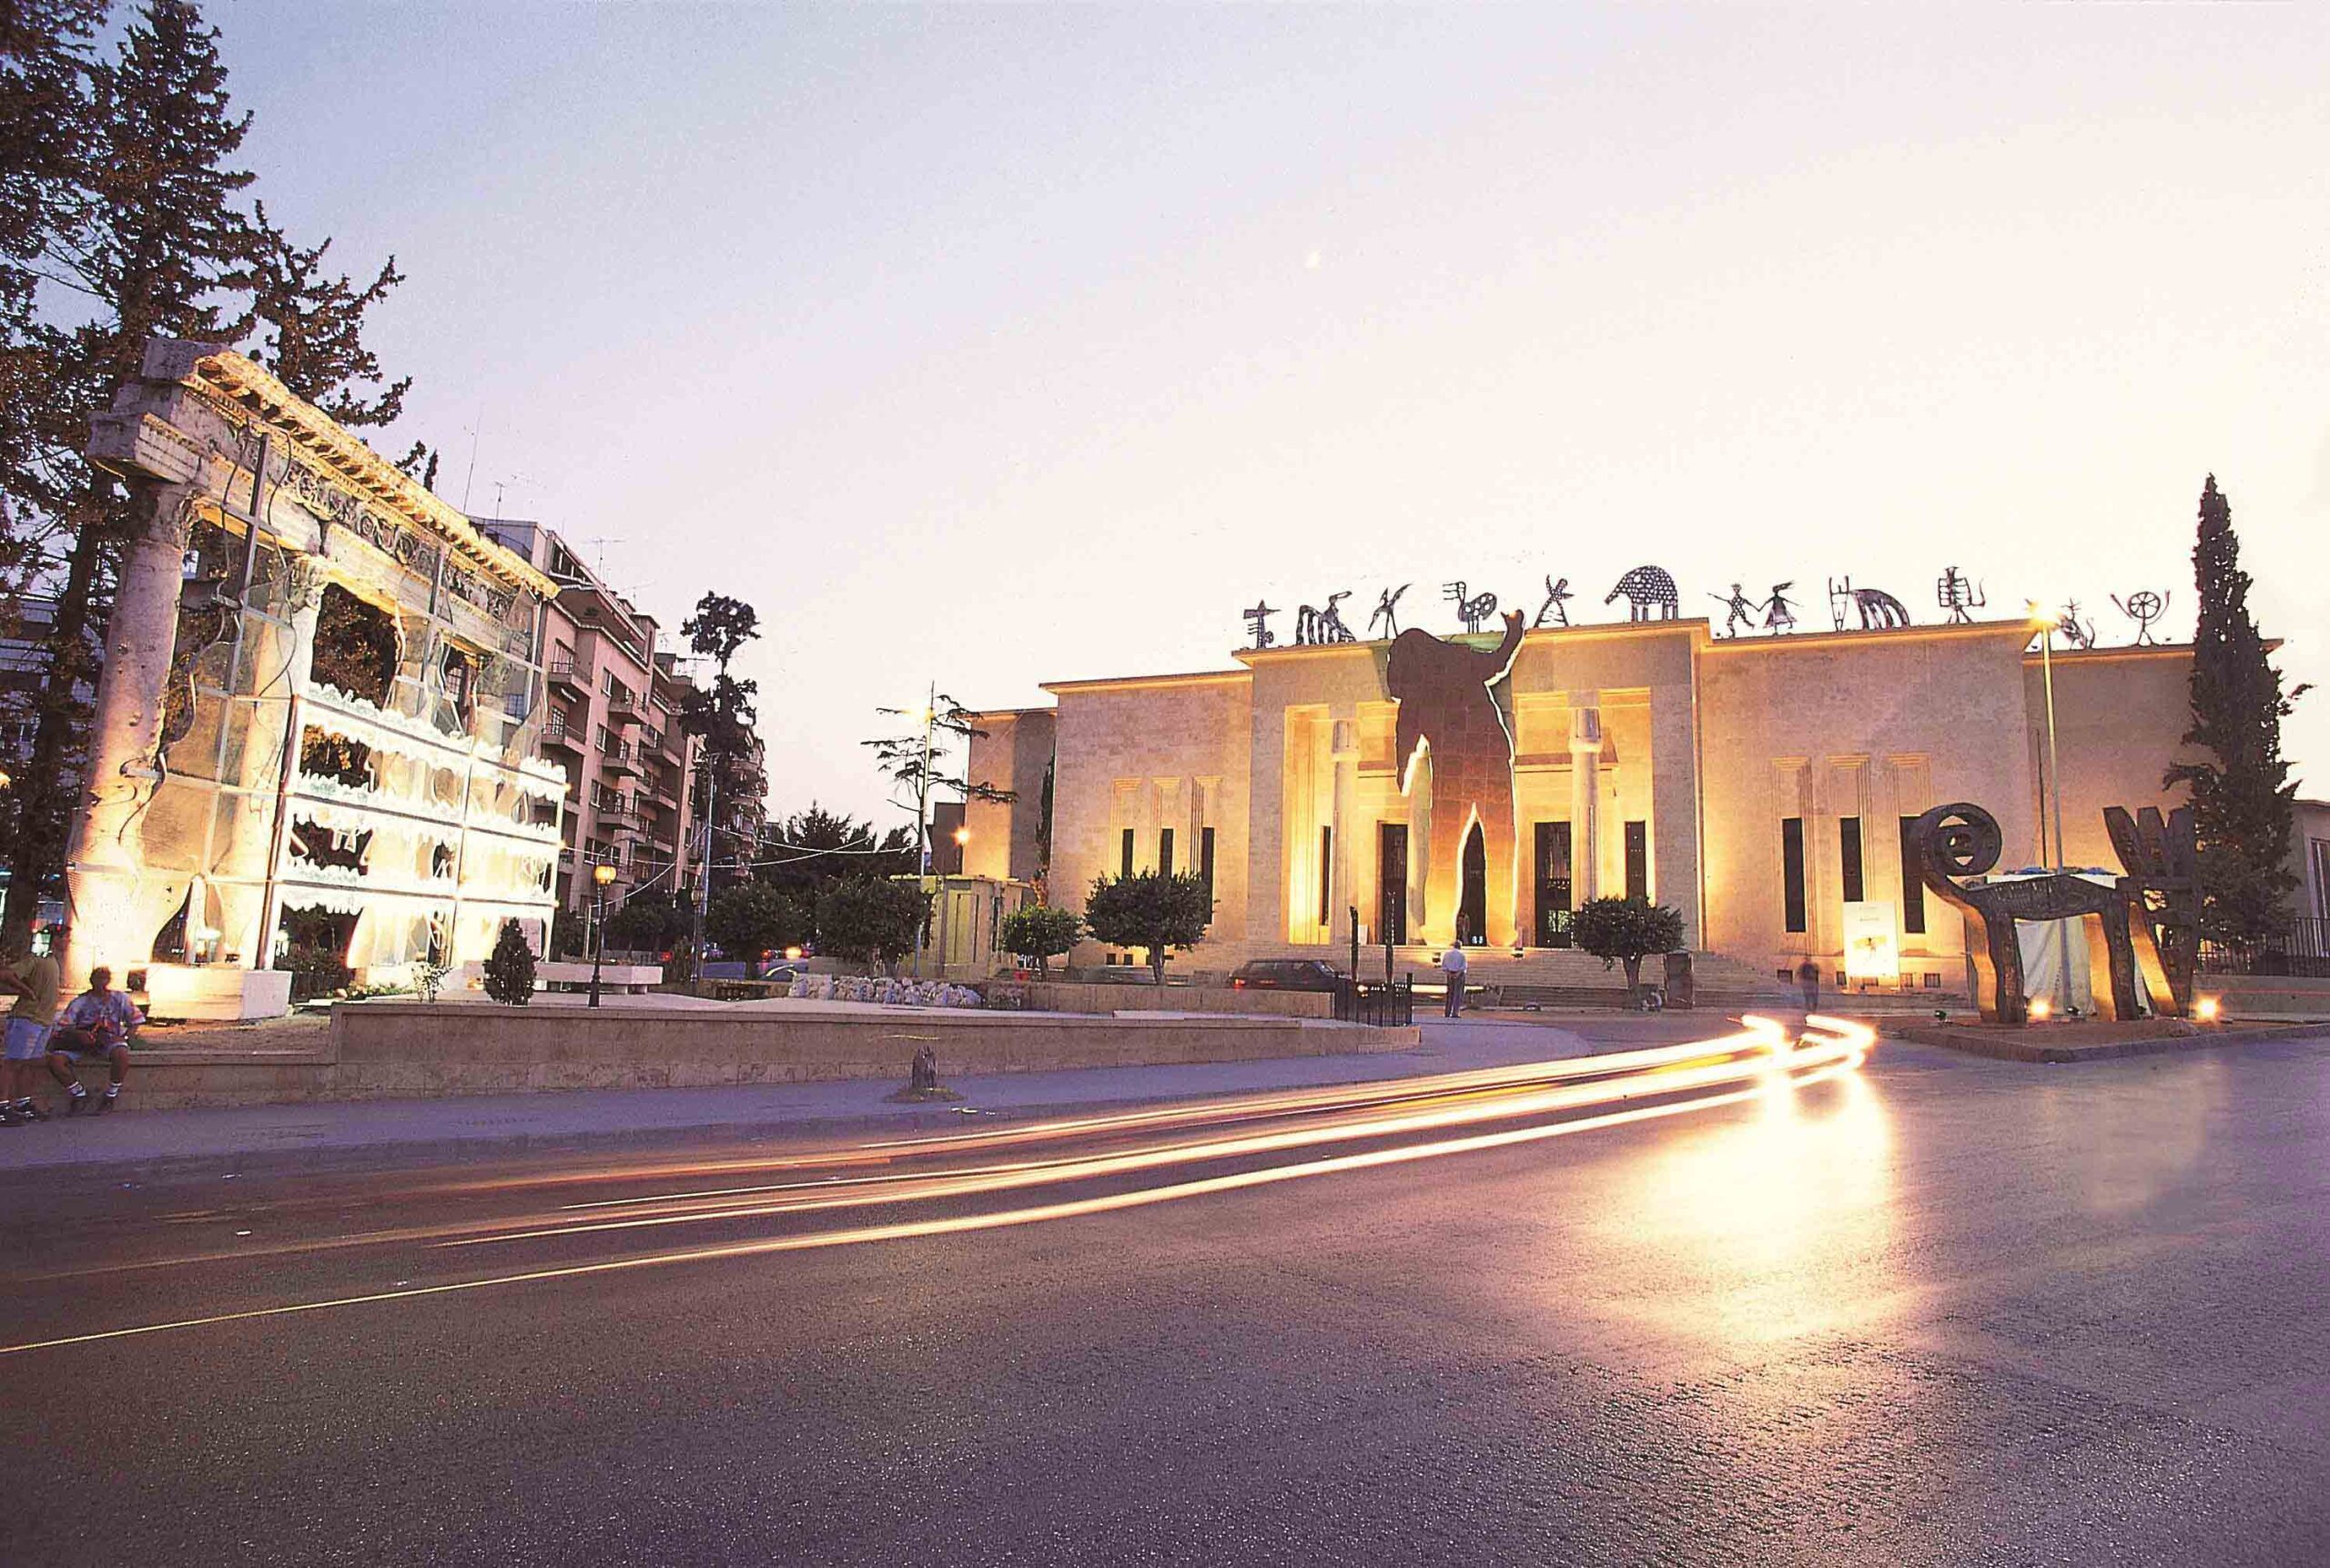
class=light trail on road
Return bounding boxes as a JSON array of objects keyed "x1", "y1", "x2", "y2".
[{"x1": 0, "y1": 1017, "x2": 1873, "y2": 1357}]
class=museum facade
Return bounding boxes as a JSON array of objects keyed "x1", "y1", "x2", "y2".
[{"x1": 964, "y1": 612, "x2": 2200, "y2": 989}]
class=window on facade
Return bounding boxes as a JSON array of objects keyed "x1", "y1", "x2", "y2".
[
  {"x1": 1839, "y1": 815, "x2": 1864, "y2": 904},
  {"x1": 1624, "y1": 821, "x2": 1647, "y2": 901},
  {"x1": 1120, "y1": 828, "x2": 1135, "y2": 880},
  {"x1": 1318, "y1": 825, "x2": 1333, "y2": 927},
  {"x1": 1159, "y1": 826, "x2": 1174, "y2": 877},
  {"x1": 1781, "y1": 817, "x2": 1808, "y2": 934},
  {"x1": 1899, "y1": 817, "x2": 1928, "y2": 935},
  {"x1": 1200, "y1": 826, "x2": 1216, "y2": 904}
]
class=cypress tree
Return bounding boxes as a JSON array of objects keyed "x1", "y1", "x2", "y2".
[
  {"x1": 2, "y1": 0, "x2": 254, "y2": 943},
  {"x1": 2165, "y1": 475, "x2": 2306, "y2": 944},
  {"x1": 232, "y1": 198, "x2": 410, "y2": 426}
]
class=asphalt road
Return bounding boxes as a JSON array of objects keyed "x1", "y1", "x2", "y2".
[{"x1": 3, "y1": 1024, "x2": 2325, "y2": 1566}]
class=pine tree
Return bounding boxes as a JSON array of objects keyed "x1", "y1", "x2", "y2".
[
  {"x1": 2165, "y1": 475, "x2": 2305, "y2": 945},
  {"x1": 3, "y1": 0, "x2": 258, "y2": 944},
  {"x1": 231, "y1": 198, "x2": 410, "y2": 425},
  {"x1": 482, "y1": 916, "x2": 536, "y2": 1005}
]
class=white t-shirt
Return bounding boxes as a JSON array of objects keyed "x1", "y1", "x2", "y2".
[{"x1": 1440, "y1": 946, "x2": 1468, "y2": 974}]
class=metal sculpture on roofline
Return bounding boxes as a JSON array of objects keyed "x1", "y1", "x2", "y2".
[
  {"x1": 1295, "y1": 591, "x2": 1356, "y2": 645},
  {"x1": 1828, "y1": 576, "x2": 1911, "y2": 632},
  {"x1": 1936, "y1": 567, "x2": 1985, "y2": 624},
  {"x1": 1761, "y1": 582, "x2": 1798, "y2": 633},
  {"x1": 2111, "y1": 589, "x2": 2168, "y2": 646},
  {"x1": 1243, "y1": 602, "x2": 1278, "y2": 650},
  {"x1": 1709, "y1": 583, "x2": 1758, "y2": 639},
  {"x1": 2056, "y1": 600, "x2": 2096, "y2": 651},
  {"x1": 1605, "y1": 565, "x2": 1678, "y2": 622},
  {"x1": 1534, "y1": 574, "x2": 1573, "y2": 629},
  {"x1": 1443, "y1": 582, "x2": 1498, "y2": 634},
  {"x1": 1369, "y1": 583, "x2": 1411, "y2": 641}
]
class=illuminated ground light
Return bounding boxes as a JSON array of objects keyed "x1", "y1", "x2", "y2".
[
  {"x1": 2194, "y1": 996, "x2": 2221, "y2": 1023},
  {"x1": 2028, "y1": 996, "x2": 2052, "y2": 1022}
]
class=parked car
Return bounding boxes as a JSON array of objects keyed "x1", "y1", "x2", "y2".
[{"x1": 1229, "y1": 958, "x2": 1345, "y2": 993}]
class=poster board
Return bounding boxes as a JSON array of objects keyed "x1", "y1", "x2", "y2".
[{"x1": 1841, "y1": 901, "x2": 1899, "y2": 983}]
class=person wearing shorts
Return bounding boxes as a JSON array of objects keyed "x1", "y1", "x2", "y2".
[
  {"x1": 48, "y1": 966, "x2": 143, "y2": 1116},
  {"x1": 0, "y1": 918, "x2": 61, "y2": 1125}
]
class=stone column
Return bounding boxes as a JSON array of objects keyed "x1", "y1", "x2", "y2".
[
  {"x1": 1568, "y1": 706, "x2": 1603, "y2": 905},
  {"x1": 62, "y1": 481, "x2": 198, "y2": 987},
  {"x1": 1328, "y1": 716, "x2": 1357, "y2": 946}
]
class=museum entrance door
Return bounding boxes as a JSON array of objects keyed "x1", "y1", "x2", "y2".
[
  {"x1": 1534, "y1": 821, "x2": 1574, "y2": 947},
  {"x1": 1378, "y1": 823, "x2": 1408, "y2": 946},
  {"x1": 1458, "y1": 822, "x2": 1487, "y2": 946}
]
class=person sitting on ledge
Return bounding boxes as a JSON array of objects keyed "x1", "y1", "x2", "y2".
[{"x1": 47, "y1": 966, "x2": 144, "y2": 1116}]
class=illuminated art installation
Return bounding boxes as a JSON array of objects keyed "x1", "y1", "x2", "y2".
[
  {"x1": 1937, "y1": 567, "x2": 1985, "y2": 624},
  {"x1": 1243, "y1": 602, "x2": 1279, "y2": 650},
  {"x1": 1442, "y1": 582, "x2": 1498, "y2": 634},
  {"x1": 1829, "y1": 576, "x2": 1912, "y2": 631},
  {"x1": 1605, "y1": 565, "x2": 1678, "y2": 622},
  {"x1": 1386, "y1": 611, "x2": 1526, "y2": 946},
  {"x1": 1294, "y1": 592, "x2": 1356, "y2": 645},
  {"x1": 1369, "y1": 584, "x2": 1411, "y2": 640},
  {"x1": 2112, "y1": 589, "x2": 2168, "y2": 646},
  {"x1": 1534, "y1": 574, "x2": 1574, "y2": 629},
  {"x1": 1910, "y1": 802, "x2": 2149, "y2": 1025}
]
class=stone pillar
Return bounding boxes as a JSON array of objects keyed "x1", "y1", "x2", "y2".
[
  {"x1": 230, "y1": 559, "x2": 324, "y2": 973},
  {"x1": 1569, "y1": 706, "x2": 1603, "y2": 905},
  {"x1": 1328, "y1": 717, "x2": 1357, "y2": 946},
  {"x1": 62, "y1": 481, "x2": 198, "y2": 987}
]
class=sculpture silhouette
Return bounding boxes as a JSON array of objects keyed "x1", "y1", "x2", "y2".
[
  {"x1": 1386, "y1": 610, "x2": 1526, "y2": 946},
  {"x1": 1606, "y1": 566, "x2": 1678, "y2": 622},
  {"x1": 1828, "y1": 576, "x2": 1910, "y2": 631}
]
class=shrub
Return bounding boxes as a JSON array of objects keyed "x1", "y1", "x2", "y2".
[
  {"x1": 276, "y1": 943, "x2": 352, "y2": 1004},
  {"x1": 998, "y1": 905, "x2": 1081, "y2": 975},
  {"x1": 815, "y1": 878, "x2": 930, "y2": 972},
  {"x1": 706, "y1": 883, "x2": 812, "y2": 966},
  {"x1": 483, "y1": 917, "x2": 537, "y2": 1005},
  {"x1": 1571, "y1": 896, "x2": 1687, "y2": 1001},
  {"x1": 1083, "y1": 871, "x2": 1213, "y2": 984}
]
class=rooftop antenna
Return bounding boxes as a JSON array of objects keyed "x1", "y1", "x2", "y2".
[
  {"x1": 579, "y1": 536, "x2": 623, "y2": 577},
  {"x1": 459, "y1": 413, "x2": 483, "y2": 513}
]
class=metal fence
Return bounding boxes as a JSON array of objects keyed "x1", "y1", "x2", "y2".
[
  {"x1": 1333, "y1": 976, "x2": 1414, "y2": 1027},
  {"x1": 2200, "y1": 916, "x2": 2330, "y2": 977}
]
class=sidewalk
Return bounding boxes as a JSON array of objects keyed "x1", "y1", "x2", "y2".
[{"x1": 0, "y1": 1017, "x2": 1650, "y2": 1182}]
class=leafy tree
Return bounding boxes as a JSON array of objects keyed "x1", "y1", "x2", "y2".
[
  {"x1": 705, "y1": 881, "x2": 809, "y2": 966},
  {"x1": 394, "y1": 440, "x2": 441, "y2": 491},
  {"x1": 862, "y1": 692, "x2": 1013, "y2": 873},
  {"x1": 3, "y1": 0, "x2": 258, "y2": 945},
  {"x1": 482, "y1": 917, "x2": 536, "y2": 1005},
  {"x1": 758, "y1": 803, "x2": 914, "y2": 898},
  {"x1": 603, "y1": 891, "x2": 689, "y2": 953},
  {"x1": 229, "y1": 199, "x2": 410, "y2": 425},
  {"x1": 814, "y1": 876, "x2": 929, "y2": 973},
  {"x1": 1572, "y1": 895, "x2": 1686, "y2": 1000},
  {"x1": 999, "y1": 904, "x2": 1080, "y2": 975},
  {"x1": 677, "y1": 590, "x2": 762, "y2": 898},
  {"x1": 681, "y1": 593, "x2": 759, "y2": 673},
  {"x1": 1083, "y1": 870, "x2": 1212, "y2": 984},
  {"x1": 2166, "y1": 475, "x2": 2307, "y2": 944}
]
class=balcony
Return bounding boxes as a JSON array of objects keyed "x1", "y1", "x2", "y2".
[
  {"x1": 547, "y1": 657, "x2": 588, "y2": 696},
  {"x1": 541, "y1": 714, "x2": 583, "y2": 754},
  {"x1": 600, "y1": 739, "x2": 639, "y2": 777},
  {"x1": 593, "y1": 795, "x2": 641, "y2": 830},
  {"x1": 608, "y1": 683, "x2": 646, "y2": 725},
  {"x1": 641, "y1": 766, "x2": 681, "y2": 804}
]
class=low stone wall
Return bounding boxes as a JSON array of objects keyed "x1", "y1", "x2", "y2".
[
  {"x1": 81, "y1": 1003, "x2": 1413, "y2": 1108},
  {"x1": 997, "y1": 981, "x2": 1334, "y2": 1019},
  {"x1": 2210, "y1": 974, "x2": 2330, "y2": 1018}
]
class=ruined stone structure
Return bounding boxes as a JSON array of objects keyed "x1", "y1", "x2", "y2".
[
  {"x1": 964, "y1": 614, "x2": 2208, "y2": 989},
  {"x1": 72, "y1": 339, "x2": 567, "y2": 1017}
]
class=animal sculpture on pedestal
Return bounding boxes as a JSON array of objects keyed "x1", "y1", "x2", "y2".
[
  {"x1": 1605, "y1": 565, "x2": 1678, "y2": 622},
  {"x1": 1828, "y1": 576, "x2": 1911, "y2": 631},
  {"x1": 1442, "y1": 582, "x2": 1498, "y2": 634},
  {"x1": 1369, "y1": 584, "x2": 1411, "y2": 640},
  {"x1": 1295, "y1": 592, "x2": 1355, "y2": 645},
  {"x1": 1385, "y1": 611, "x2": 1526, "y2": 948}
]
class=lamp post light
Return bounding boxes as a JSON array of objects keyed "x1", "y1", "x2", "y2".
[
  {"x1": 2028, "y1": 603, "x2": 2072, "y2": 1016},
  {"x1": 589, "y1": 860, "x2": 617, "y2": 1008}
]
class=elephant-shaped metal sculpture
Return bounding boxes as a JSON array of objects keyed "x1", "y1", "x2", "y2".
[
  {"x1": 1605, "y1": 566, "x2": 1678, "y2": 622},
  {"x1": 1386, "y1": 610, "x2": 1526, "y2": 947},
  {"x1": 1911, "y1": 802, "x2": 2143, "y2": 1025}
]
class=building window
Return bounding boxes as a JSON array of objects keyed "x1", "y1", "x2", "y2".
[
  {"x1": 1624, "y1": 821, "x2": 1647, "y2": 901},
  {"x1": 1318, "y1": 825, "x2": 1333, "y2": 928},
  {"x1": 1840, "y1": 815, "x2": 1864, "y2": 904},
  {"x1": 1119, "y1": 828, "x2": 1135, "y2": 880},
  {"x1": 1159, "y1": 826, "x2": 1175, "y2": 877},
  {"x1": 1781, "y1": 817, "x2": 1808, "y2": 934},
  {"x1": 1381, "y1": 823, "x2": 1410, "y2": 946},
  {"x1": 1200, "y1": 826, "x2": 1216, "y2": 904},
  {"x1": 1899, "y1": 817, "x2": 1928, "y2": 935}
]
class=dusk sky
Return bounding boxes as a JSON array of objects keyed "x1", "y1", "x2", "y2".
[{"x1": 217, "y1": 4, "x2": 2330, "y2": 827}]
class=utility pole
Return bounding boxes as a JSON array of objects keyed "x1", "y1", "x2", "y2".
[{"x1": 911, "y1": 683, "x2": 937, "y2": 976}]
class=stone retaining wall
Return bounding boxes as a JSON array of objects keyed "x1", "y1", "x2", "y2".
[{"x1": 997, "y1": 982, "x2": 1333, "y2": 1018}]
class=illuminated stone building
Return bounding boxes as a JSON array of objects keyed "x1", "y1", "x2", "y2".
[
  {"x1": 69, "y1": 339, "x2": 568, "y2": 1017},
  {"x1": 966, "y1": 612, "x2": 2203, "y2": 991}
]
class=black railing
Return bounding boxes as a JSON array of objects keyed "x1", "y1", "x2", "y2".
[
  {"x1": 2201, "y1": 916, "x2": 2330, "y2": 977},
  {"x1": 1333, "y1": 976, "x2": 1414, "y2": 1027}
]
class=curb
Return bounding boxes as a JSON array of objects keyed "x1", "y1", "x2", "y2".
[{"x1": 1881, "y1": 1019, "x2": 2319, "y2": 1064}]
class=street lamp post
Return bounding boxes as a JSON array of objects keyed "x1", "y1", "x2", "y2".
[
  {"x1": 589, "y1": 860, "x2": 616, "y2": 1008},
  {"x1": 2029, "y1": 604, "x2": 2072, "y2": 1015}
]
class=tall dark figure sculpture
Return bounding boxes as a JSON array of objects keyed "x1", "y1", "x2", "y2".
[
  {"x1": 1386, "y1": 611, "x2": 1526, "y2": 946},
  {"x1": 2105, "y1": 804, "x2": 2199, "y2": 1017}
]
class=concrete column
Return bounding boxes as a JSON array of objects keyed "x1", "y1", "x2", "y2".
[
  {"x1": 1568, "y1": 706, "x2": 1603, "y2": 905},
  {"x1": 62, "y1": 481, "x2": 198, "y2": 987},
  {"x1": 1328, "y1": 717, "x2": 1357, "y2": 946}
]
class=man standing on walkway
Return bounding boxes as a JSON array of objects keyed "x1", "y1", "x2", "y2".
[
  {"x1": 47, "y1": 966, "x2": 142, "y2": 1115},
  {"x1": 1796, "y1": 956, "x2": 1822, "y2": 1017},
  {"x1": 1440, "y1": 943, "x2": 1469, "y2": 1018},
  {"x1": 0, "y1": 917, "x2": 61, "y2": 1125}
]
